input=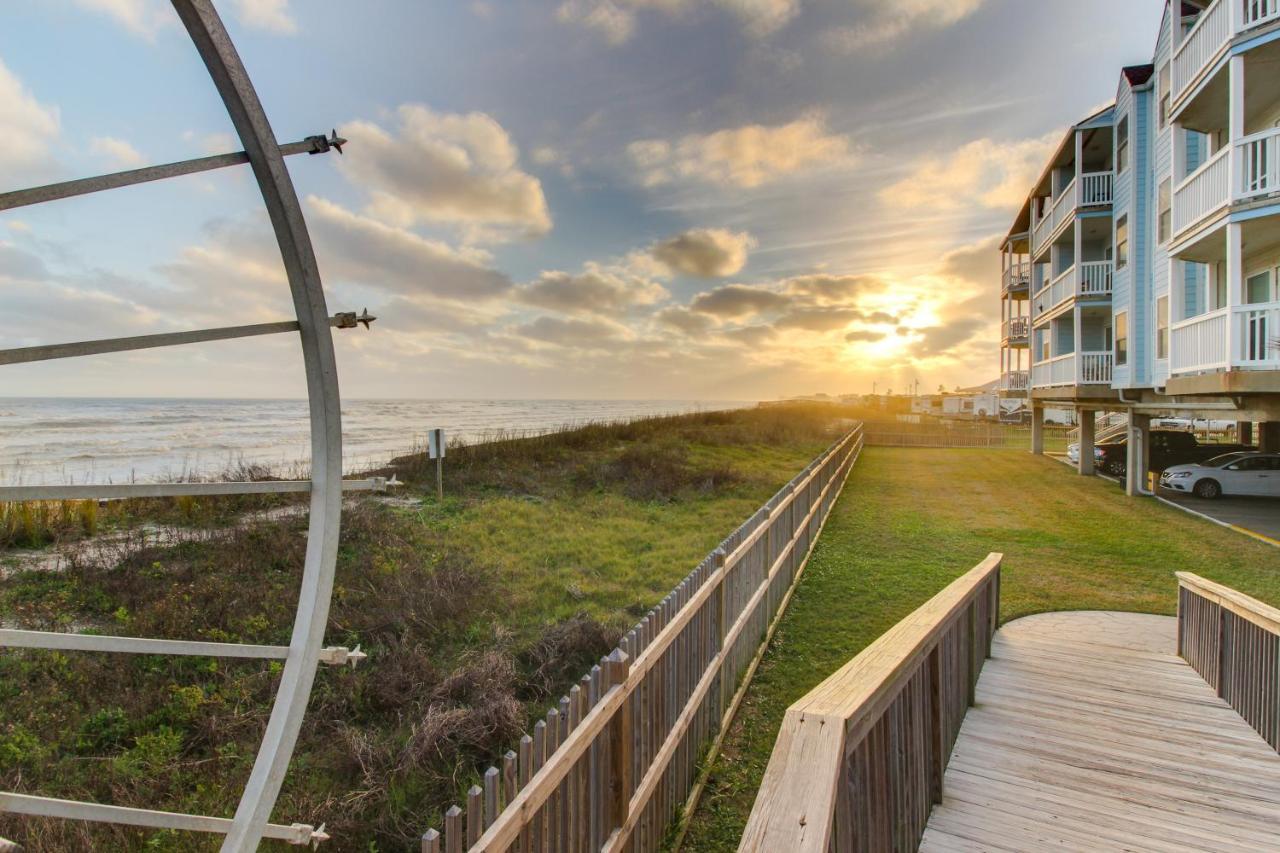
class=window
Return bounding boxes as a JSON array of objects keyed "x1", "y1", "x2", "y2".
[
  {"x1": 1156, "y1": 296, "x2": 1169, "y2": 359},
  {"x1": 1115, "y1": 311, "x2": 1129, "y2": 366},
  {"x1": 1158, "y1": 179, "x2": 1172, "y2": 244},
  {"x1": 1158, "y1": 64, "x2": 1171, "y2": 129},
  {"x1": 1247, "y1": 270, "x2": 1274, "y2": 304},
  {"x1": 1117, "y1": 115, "x2": 1130, "y2": 173},
  {"x1": 1116, "y1": 216, "x2": 1129, "y2": 270}
]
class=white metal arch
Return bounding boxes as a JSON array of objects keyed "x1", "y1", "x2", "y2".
[{"x1": 0, "y1": 1, "x2": 371, "y2": 849}]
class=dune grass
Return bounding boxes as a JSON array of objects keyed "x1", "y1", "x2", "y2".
[
  {"x1": 0, "y1": 405, "x2": 841, "y2": 851},
  {"x1": 678, "y1": 447, "x2": 1280, "y2": 850}
]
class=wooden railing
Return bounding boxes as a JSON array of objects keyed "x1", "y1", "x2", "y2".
[
  {"x1": 739, "y1": 554, "x2": 1002, "y2": 852},
  {"x1": 421, "y1": 426, "x2": 866, "y2": 851},
  {"x1": 1177, "y1": 573, "x2": 1280, "y2": 752}
]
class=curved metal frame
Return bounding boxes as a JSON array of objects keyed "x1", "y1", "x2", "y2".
[
  {"x1": 170, "y1": 2, "x2": 344, "y2": 848},
  {"x1": 0, "y1": 2, "x2": 353, "y2": 849}
]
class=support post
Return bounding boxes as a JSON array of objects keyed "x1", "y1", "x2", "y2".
[
  {"x1": 1237, "y1": 421, "x2": 1254, "y2": 446},
  {"x1": 1126, "y1": 413, "x2": 1151, "y2": 496},
  {"x1": 1078, "y1": 409, "x2": 1096, "y2": 476},
  {"x1": 1226, "y1": 222, "x2": 1243, "y2": 365},
  {"x1": 1031, "y1": 404, "x2": 1045, "y2": 455},
  {"x1": 713, "y1": 547, "x2": 729, "y2": 714},
  {"x1": 1260, "y1": 422, "x2": 1280, "y2": 453},
  {"x1": 606, "y1": 650, "x2": 633, "y2": 839}
]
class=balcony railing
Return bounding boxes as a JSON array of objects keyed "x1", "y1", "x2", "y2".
[
  {"x1": 1002, "y1": 260, "x2": 1031, "y2": 293},
  {"x1": 1002, "y1": 317, "x2": 1030, "y2": 342},
  {"x1": 1170, "y1": 301, "x2": 1280, "y2": 373},
  {"x1": 1173, "y1": 0, "x2": 1280, "y2": 106},
  {"x1": 1032, "y1": 262, "x2": 1114, "y2": 317},
  {"x1": 1172, "y1": 127, "x2": 1280, "y2": 241},
  {"x1": 1031, "y1": 351, "x2": 1113, "y2": 388},
  {"x1": 1000, "y1": 371, "x2": 1030, "y2": 393},
  {"x1": 1031, "y1": 174, "x2": 1113, "y2": 254}
]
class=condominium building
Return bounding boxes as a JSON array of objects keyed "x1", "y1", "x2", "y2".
[{"x1": 1000, "y1": 0, "x2": 1280, "y2": 492}]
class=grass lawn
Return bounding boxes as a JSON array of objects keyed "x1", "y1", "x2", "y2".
[{"x1": 679, "y1": 447, "x2": 1280, "y2": 851}]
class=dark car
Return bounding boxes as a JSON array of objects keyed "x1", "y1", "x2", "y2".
[{"x1": 1096, "y1": 430, "x2": 1254, "y2": 477}]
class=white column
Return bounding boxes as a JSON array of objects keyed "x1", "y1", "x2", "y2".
[
  {"x1": 1229, "y1": 54, "x2": 1245, "y2": 194},
  {"x1": 1126, "y1": 413, "x2": 1151, "y2": 496},
  {"x1": 1226, "y1": 222, "x2": 1243, "y2": 366},
  {"x1": 1031, "y1": 404, "x2": 1045, "y2": 455},
  {"x1": 1073, "y1": 305, "x2": 1083, "y2": 385},
  {"x1": 1074, "y1": 129, "x2": 1085, "y2": 204}
]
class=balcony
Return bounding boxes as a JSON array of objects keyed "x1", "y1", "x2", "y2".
[
  {"x1": 1032, "y1": 261, "x2": 1114, "y2": 318},
  {"x1": 1171, "y1": 299, "x2": 1280, "y2": 374},
  {"x1": 1031, "y1": 172, "x2": 1115, "y2": 255},
  {"x1": 1172, "y1": 127, "x2": 1280, "y2": 241},
  {"x1": 1172, "y1": 0, "x2": 1280, "y2": 108},
  {"x1": 1002, "y1": 260, "x2": 1030, "y2": 293},
  {"x1": 1002, "y1": 317, "x2": 1030, "y2": 345},
  {"x1": 999, "y1": 371, "x2": 1029, "y2": 395},
  {"x1": 1031, "y1": 351, "x2": 1114, "y2": 388}
]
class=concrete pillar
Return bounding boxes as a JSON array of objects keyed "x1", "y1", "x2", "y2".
[
  {"x1": 1260, "y1": 422, "x2": 1280, "y2": 453},
  {"x1": 1078, "y1": 410, "x2": 1096, "y2": 476},
  {"x1": 1031, "y1": 405, "x2": 1045, "y2": 455},
  {"x1": 1126, "y1": 413, "x2": 1151, "y2": 496},
  {"x1": 1237, "y1": 421, "x2": 1254, "y2": 446}
]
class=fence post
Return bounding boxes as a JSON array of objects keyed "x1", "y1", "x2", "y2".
[
  {"x1": 713, "y1": 547, "x2": 729, "y2": 714},
  {"x1": 927, "y1": 644, "x2": 944, "y2": 805},
  {"x1": 607, "y1": 649, "x2": 634, "y2": 841}
]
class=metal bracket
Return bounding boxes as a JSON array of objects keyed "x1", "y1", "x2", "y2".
[
  {"x1": 305, "y1": 129, "x2": 347, "y2": 155},
  {"x1": 332, "y1": 309, "x2": 376, "y2": 330}
]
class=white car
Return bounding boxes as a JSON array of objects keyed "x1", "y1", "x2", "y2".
[{"x1": 1159, "y1": 452, "x2": 1280, "y2": 499}]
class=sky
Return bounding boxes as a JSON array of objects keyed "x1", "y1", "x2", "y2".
[{"x1": 0, "y1": 0, "x2": 1168, "y2": 401}]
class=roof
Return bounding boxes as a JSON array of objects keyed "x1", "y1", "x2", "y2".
[{"x1": 1122, "y1": 64, "x2": 1155, "y2": 87}]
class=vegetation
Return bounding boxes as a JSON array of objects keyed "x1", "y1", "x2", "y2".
[
  {"x1": 0, "y1": 404, "x2": 842, "y2": 851},
  {"x1": 678, "y1": 447, "x2": 1280, "y2": 850}
]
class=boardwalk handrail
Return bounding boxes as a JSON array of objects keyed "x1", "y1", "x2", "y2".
[
  {"x1": 739, "y1": 553, "x2": 1002, "y2": 853},
  {"x1": 423, "y1": 424, "x2": 866, "y2": 851},
  {"x1": 1176, "y1": 572, "x2": 1280, "y2": 751}
]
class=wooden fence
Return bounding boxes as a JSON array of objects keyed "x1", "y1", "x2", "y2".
[
  {"x1": 421, "y1": 425, "x2": 866, "y2": 852},
  {"x1": 1177, "y1": 573, "x2": 1280, "y2": 751},
  {"x1": 738, "y1": 554, "x2": 1002, "y2": 853},
  {"x1": 861, "y1": 421, "x2": 1070, "y2": 451}
]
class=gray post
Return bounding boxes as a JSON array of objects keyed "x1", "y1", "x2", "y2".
[
  {"x1": 1237, "y1": 421, "x2": 1254, "y2": 446},
  {"x1": 1078, "y1": 409, "x2": 1096, "y2": 476},
  {"x1": 1030, "y1": 404, "x2": 1045, "y2": 455},
  {"x1": 1126, "y1": 413, "x2": 1151, "y2": 496},
  {"x1": 1260, "y1": 422, "x2": 1280, "y2": 453}
]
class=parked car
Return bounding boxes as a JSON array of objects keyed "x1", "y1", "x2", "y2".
[
  {"x1": 1160, "y1": 452, "x2": 1280, "y2": 499},
  {"x1": 1067, "y1": 424, "x2": 1128, "y2": 464},
  {"x1": 1095, "y1": 430, "x2": 1254, "y2": 477}
]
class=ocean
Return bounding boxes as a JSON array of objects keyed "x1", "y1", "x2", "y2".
[{"x1": 0, "y1": 398, "x2": 754, "y2": 486}]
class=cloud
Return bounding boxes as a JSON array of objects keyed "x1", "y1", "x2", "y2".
[
  {"x1": 305, "y1": 196, "x2": 513, "y2": 300},
  {"x1": 556, "y1": 0, "x2": 800, "y2": 45},
  {"x1": 229, "y1": 0, "x2": 297, "y2": 34},
  {"x1": 938, "y1": 235, "x2": 1002, "y2": 289},
  {"x1": 514, "y1": 315, "x2": 633, "y2": 349},
  {"x1": 654, "y1": 306, "x2": 715, "y2": 335},
  {"x1": 628, "y1": 113, "x2": 851, "y2": 189},
  {"x1": 690, "y1": 284, "x2": 790, "y2": 318},
  {"x1": 73, "y1": 0, "x2": 169, "y2": 39},
  {"x1": 90, "y1": 136, "x2": 145, "y2": 169},
  {"x1": 881, "y1": 134, "x2": 1057, "y2": 212},
  {"x1": 823, "y1": 0, "x2": 986, "y2": 52},
  {"x1": 518, "y1": 264, "x2": 668, "y2": 315},
  {"x1": 651, "y1": 228, "x2": 755, "y2": 278},
  {"x1": 337, "y1": 105, "x2": 551, "y2": 240},
  {"x1": 906, "y1": 315, "x2": 989, "y2": 357},
  {"x1": 845, "y1": 330, "x2": 887, "y2": 343},
  {"x1": 0, "y1": 57, "x2": 61, "y2": 186},
  {"x1": 785, "y1": 274, "x2": 886, "y2": 304}
]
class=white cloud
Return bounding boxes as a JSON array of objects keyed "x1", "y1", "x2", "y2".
[
  {"x1": 651, "y1": 228, "x2": 755, "y2": 278},
  {"x1": 628, "y1": 113, "x2": 851, "y2": 189},
  {"x1": 880, "y1": 134, "x2": 1057, "y2": 212},
  {"x1": 0, "y1": 57, "x2": 61, "y2": 186},
  {"x1": 337, "y1": 104, "x2": 551, "y2": 240},
  {"x1": 229, "y1": 0, "x2": 297, "y2": 34},
  {"x1": 823, "y1": 0, "x2": 986, "y2": 52},
  {"x1": 518, "y1": 263, "x2": 669, "y2": 315},
  {"x1": 514, "y1": 315, "x2": 634, "y2": 349},
  {"x1": 557, "y1": 0, "x2": 800, "y2": 44},
  {"x1": 73, "y1": 0, "x2": 170, "y2": 39},
  {"x1": 305, "y1": 196, "x2": 513, "y2": 300},
  {"x1": 90, "y1": 136, "x2": 146, "y2": 169}
]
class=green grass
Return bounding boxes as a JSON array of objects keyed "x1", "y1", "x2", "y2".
[
  {"x1": 0, "y1": 405, "x2": 842, "y2": 852},
  {"x1": 678, "y1": 447, "x2": 1280, "y2": 851}
]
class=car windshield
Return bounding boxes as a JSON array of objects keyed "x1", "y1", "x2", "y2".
[{"x1": 1203, "y1": 453, "x2": 1249, "y2": 468}]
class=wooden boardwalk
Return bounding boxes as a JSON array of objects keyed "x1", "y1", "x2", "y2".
[{"x1": 920, "y1": 611, "x2": 1280, "y2": 852}]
